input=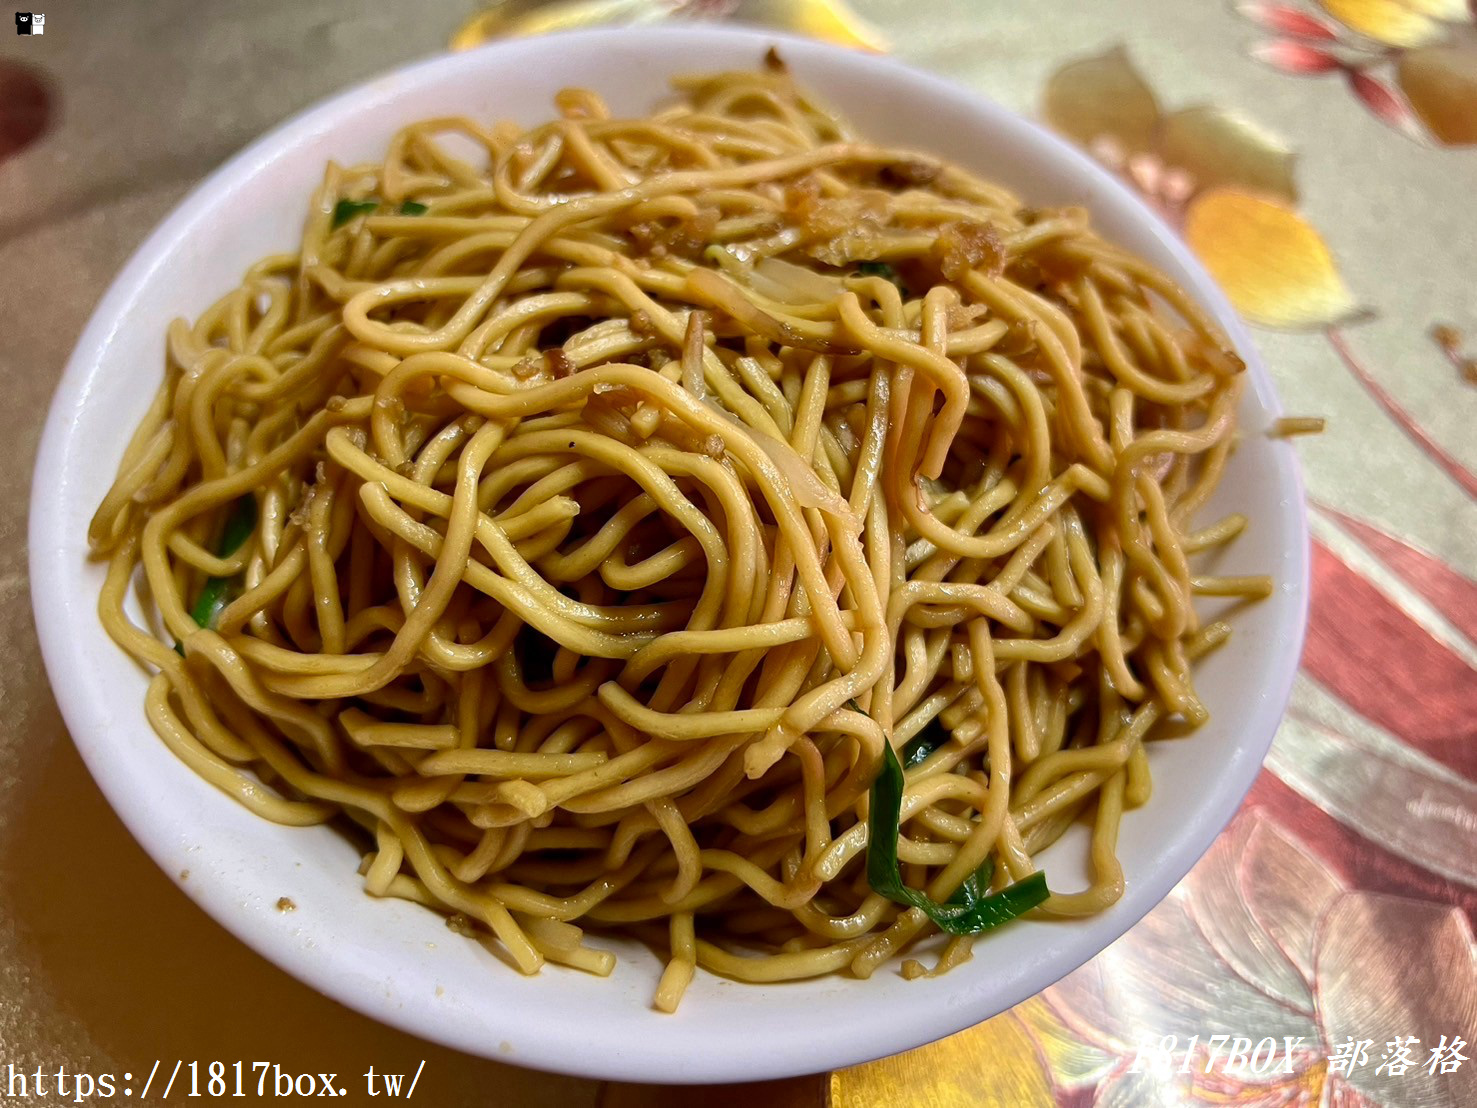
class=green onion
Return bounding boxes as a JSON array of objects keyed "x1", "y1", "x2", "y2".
[
  {"x1": 949, "y1": 857, "x2": 995, "y2": 908},
  {"x1": 333, "y1": 198, "x2": 425, "y2": 226},
  {"x1": 902, "y1": 719, "x2": 950, "y2": 768},
  {"x1": 187, "y1": 496, "x2": 258, "y2": 632},
  {"x1": 331, "y1": 198, "x2": 380, "y2": 228},
  {"x1": 855, "y1": 260, "x2": 910, "y2": 297},
  {"x1": 898, "y1": 723, "x2": 992, "y2": 904},
  {"x1": 865, "y1": 728, "x2": 1050, "y2": 934}
]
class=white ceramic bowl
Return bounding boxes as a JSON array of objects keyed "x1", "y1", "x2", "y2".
[{"x1": 29, "y1": 25, "x2": 1309, "y2": 1084}]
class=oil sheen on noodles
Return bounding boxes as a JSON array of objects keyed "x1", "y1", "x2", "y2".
[{"x1": 89, "y1": 60, "x2": 1268, "y2": 1011}]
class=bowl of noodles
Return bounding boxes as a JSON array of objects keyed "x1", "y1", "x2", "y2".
[{"x1": 30, "y1": 25, "x2": 1309, "y2": 1083}]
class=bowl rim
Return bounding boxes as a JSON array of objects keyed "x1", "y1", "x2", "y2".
[{"x1": 28, "y1": 23, "x2": 1310, "y2": 1084}]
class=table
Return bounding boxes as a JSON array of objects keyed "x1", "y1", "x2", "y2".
[{"x1": 1, "y1": 2, "x2": 1472, "y2": 1104}]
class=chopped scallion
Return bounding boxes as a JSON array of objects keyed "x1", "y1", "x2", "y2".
[
  {"x1": 187, "y1": 496, "x2": 258, "y2": 632},
  {"x1": 331, "y1": 198, "x2": 380, "y2": 228},
  {"x1": 865, "y1": 727, "x2": 1049, "y2": 934}
]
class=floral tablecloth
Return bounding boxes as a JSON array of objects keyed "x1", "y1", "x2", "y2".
[{"x1": 0, "y1": 3, "x2": 1471, "y2": 1106}]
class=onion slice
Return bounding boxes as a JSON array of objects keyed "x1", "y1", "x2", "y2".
[{"x1": 749, "y1": 255, "x2": 845, "y2": 305}]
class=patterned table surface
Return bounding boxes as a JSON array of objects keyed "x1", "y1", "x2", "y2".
[{"x1": 0, "y1": 3, "x2": 1472, "y2": 1105}]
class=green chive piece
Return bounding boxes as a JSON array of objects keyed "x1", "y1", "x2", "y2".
[
  {"x1": 948, "y1": 857, "x2": 994, "y2": 908},
  {"x1": 188, "y1": 496, "x2": 257, "y2": 630},
  {"x1": 398, "y1": 200, "x2": 429, "y2": 216},
  {"x1": 188, "y1": 579, "x2": 230, "y2": 630},
  {"x1": 901, "y1": 719, "x2": 950, "y2": 769},
  {"x1": 866, "y1": 738, "x2": 1050, "y2": 934},
  {"x1": 217, "y1": 494, "x2": 258, "y2": 555},
  {"x1": 855, "y1": 260, "x2": 910, "y2": 297},
  {"x1": 332, "y1": 198, "x2": 380, "y2": 228}
]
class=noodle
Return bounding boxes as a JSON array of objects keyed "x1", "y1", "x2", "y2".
[{"x1": 90, "y1": 60, "x2": 1267, "y2": 1010}]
